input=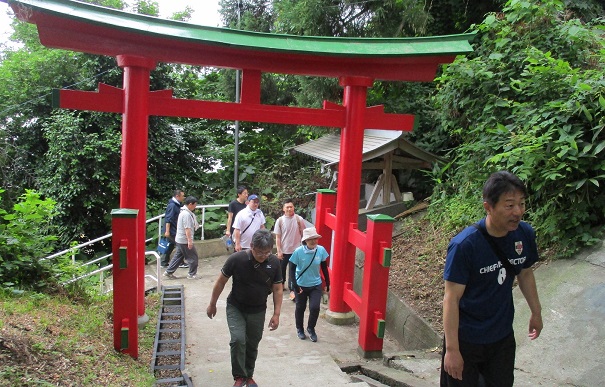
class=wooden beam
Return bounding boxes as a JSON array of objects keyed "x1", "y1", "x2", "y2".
[
  {"x1": 391, "y1": 174, "x2": 402, "y2": 202},
  {"x1": 365, "y1": 173, "x2": 384, "y2": 210},
  {"x1": 383, "y1": 152, "x2": 393, "y2": 206},
  {"x1": 362, "y1": 162, "x2": 386, "y2": 170}
]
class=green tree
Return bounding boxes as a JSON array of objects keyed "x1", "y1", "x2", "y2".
[
  {"x1": 430, "y1": 0, "x2": 605, "y2": 256},
  {"x1": 0, "y1": 0, "x2": 204, "y2": 247}
]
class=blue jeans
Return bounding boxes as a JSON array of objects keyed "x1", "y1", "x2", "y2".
[{"x1": 226, "y1": 303, "x2": 266, "y2": 379}]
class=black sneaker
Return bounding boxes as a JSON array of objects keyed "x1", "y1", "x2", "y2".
[
  {"x1": 179, "y1": 263, "x2": 189, "y2": 268},
  {"x1": 297, "y1": 329, "x2": 306, "y2": 340},
  {"x1": 307, "y1": 327, "x2": 317, "y2": 342}
]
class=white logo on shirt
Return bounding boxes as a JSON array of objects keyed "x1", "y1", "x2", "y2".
[{"x1": 515, "y1": 241, "x2": 523, "y2": 255}]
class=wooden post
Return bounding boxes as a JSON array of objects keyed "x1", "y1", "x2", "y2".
[{"x1": 111, "y1": 209, "x2": 139, "y2": 359}]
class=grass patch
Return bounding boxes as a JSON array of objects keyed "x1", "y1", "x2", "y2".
[
  {"x1": 390, "y1": 212, "x2": 458, "y2": 333},
  {"x1": 0, "y1": 288, "x2": 159, "y2": 386}
]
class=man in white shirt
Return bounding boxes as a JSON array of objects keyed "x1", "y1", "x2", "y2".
[{"x1": 233, "y1": 194, "x2": 266, "y2": 251}]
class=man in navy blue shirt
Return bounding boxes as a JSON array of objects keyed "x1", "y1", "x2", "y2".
[
  {"x1": 441, "y1": 171, "x2": 543, "y2": 386},
  {"x1": 160, "y1": 189, "x2": 184, "y2": 267}
]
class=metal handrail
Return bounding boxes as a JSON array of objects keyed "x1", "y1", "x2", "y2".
[
  {"x1": 196, "y1": 204, "x2": 229, "y2": 241},
  {"x1": 46, "y1": 203, "x2": 228, "y2": 291},
  {"x1": 61, "y1": 251, "x2": 163, "y2": 294},
  {"x1": 44, "y1": 203, "x2": 228, "y2": 262}
]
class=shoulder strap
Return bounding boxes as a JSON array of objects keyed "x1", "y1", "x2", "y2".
[
  {"x1": 240, "y1": 213, "x2": 256, "y2": 236},
  {"x1": 296, "y1": 215, "x2": 305, "y2": 236},
  {"x1": 296, "y1": 249, "x2": 318, "y2": 282},
  {"x1": 472, "y1": 223, "x2": 518, "y2": 276}
]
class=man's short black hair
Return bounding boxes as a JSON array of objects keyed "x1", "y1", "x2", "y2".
[
  {"x1": 184, "y1": 196, "x2": 198, "y2": 205},
  {"x1": 236, "y1": 185, "x2": 247, "y2": 196},
  {"x1": 283, "y1": 198, "x2": 294, "y2": 206},
  {"x1": 483, "y1": 171, "x2": 527, "y2": 207},
  {"x1": 173, "y1": 189, "x2": 184, "y2": 197},
  {"x1": 250, "y1": 229, "x2": 273, "y2": 250}
]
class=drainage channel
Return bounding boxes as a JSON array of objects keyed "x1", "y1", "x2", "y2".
[
  {"x1": 342, "y1": 364, "x2": 391, "y2": 387},
  {"x1": 151, "y1": 284, "x2": 193, "y2": 386},
  {"x1": 341, "y1": 363, "x2": 418, "y2": 387}
]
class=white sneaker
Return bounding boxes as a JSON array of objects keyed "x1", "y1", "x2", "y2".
[
  {"x1": 163, "y1": 271, "x2": 176, "y2": 279},
  {"x1": 187, "y1": 274, "x2": 197, "y2": 280}
]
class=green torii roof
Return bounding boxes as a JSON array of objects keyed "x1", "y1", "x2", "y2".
[{"x1": 6, "y1": 0, "x2": 474, "y2": 81}]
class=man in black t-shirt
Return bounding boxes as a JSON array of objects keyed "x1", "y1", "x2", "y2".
[
  {"x1": 207, "y1": 229, "x2": 283, "y2": 387},
  {"x1": 225, "y1": 185, "x2": 248, "y2": 239}
]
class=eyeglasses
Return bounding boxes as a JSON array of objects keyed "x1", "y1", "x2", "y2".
[{"x1": 252, "y1": 248, "x2": 272, "y2": 258}]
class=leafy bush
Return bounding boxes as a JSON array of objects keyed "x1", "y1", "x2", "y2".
[
  {"x1": 0, "y1": 189, "x2": 60, "y2": 291},
  {"x1": 250, "y1": 158, "x2": 330, "y2": 228},
  {"x1": 430, "y1": 0, "x2": 605, "y2": 257}
]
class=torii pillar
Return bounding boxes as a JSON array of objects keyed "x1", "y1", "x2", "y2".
[
  {"x1": 328, "y1": 76, "x2": 373, "y2": 317},
  {"x1": 117, "y1": 55, "x2": 156, "y2": 325}
]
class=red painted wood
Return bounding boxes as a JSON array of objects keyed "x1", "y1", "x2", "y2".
[
  {"x1": 112, "y1": 211, "x2": 139, "y2": 359},
  {"x1": 328, "y1": 77, "x2": 370, "y2": 314},
  {"x1": 116, "y1": 55, "x2": 156, "y2": 323}
]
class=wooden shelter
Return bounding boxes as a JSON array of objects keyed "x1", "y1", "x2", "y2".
[{"x1": 293, "y1": 129, "x2": 445, "y2": 209}]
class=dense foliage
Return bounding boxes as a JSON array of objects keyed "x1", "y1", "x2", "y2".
[
  {"x1": 0, "y1": 1, "x2": 210, "y2": 246},
  {"x1": 430, "y1": 0, "x2": 605, "y2": 256},
  {"x1": 0, "y1": 190, "x2": 60, "y2": 291}
]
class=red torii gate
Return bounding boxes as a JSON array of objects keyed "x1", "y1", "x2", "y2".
[{"x1": 8, "y1": 0, "x2": 473, "y2": 358}]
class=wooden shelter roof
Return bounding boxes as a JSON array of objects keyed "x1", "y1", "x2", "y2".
[{"x1": 292, "y1": 129, "x2": 445, "y2": 168}]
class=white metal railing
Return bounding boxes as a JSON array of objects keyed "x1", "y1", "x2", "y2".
[
  {"x1": 61, "y1": 251, "x2": 163, "y2": 294},
  {"x1": 45, "y1": 203, "x2": 228, "y2": 291},
  {"x1": 193, "y1": 204, "x2": 229, "y2": 241}
]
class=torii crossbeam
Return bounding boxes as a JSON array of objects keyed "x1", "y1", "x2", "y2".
[{"x1": 7, "y1": 0, "x2": 473, "y2": 359}]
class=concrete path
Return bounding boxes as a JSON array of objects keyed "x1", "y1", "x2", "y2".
[
  {"x1": 513, "y1": 240, "x2": 605, "y2": 386},
  {"x1": 155, "y1": 253, "x2": 419, "y2": 387},
  {"x1": 149, "y1": 238, "x2": 605, "y2": 386}
]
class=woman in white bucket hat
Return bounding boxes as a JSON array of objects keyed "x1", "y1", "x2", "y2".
[{"x1": 289, "y1": 227, "x2": 330, "y2": 342}]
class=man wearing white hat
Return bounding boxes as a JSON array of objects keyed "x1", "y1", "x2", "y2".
[{"x1": 289, "y1": 227, "x2": 330, "y2": 342}]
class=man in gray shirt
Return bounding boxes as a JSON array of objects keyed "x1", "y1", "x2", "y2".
[{"x1": 163, "y1": 196, "x2": 200, "y2": 279}]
